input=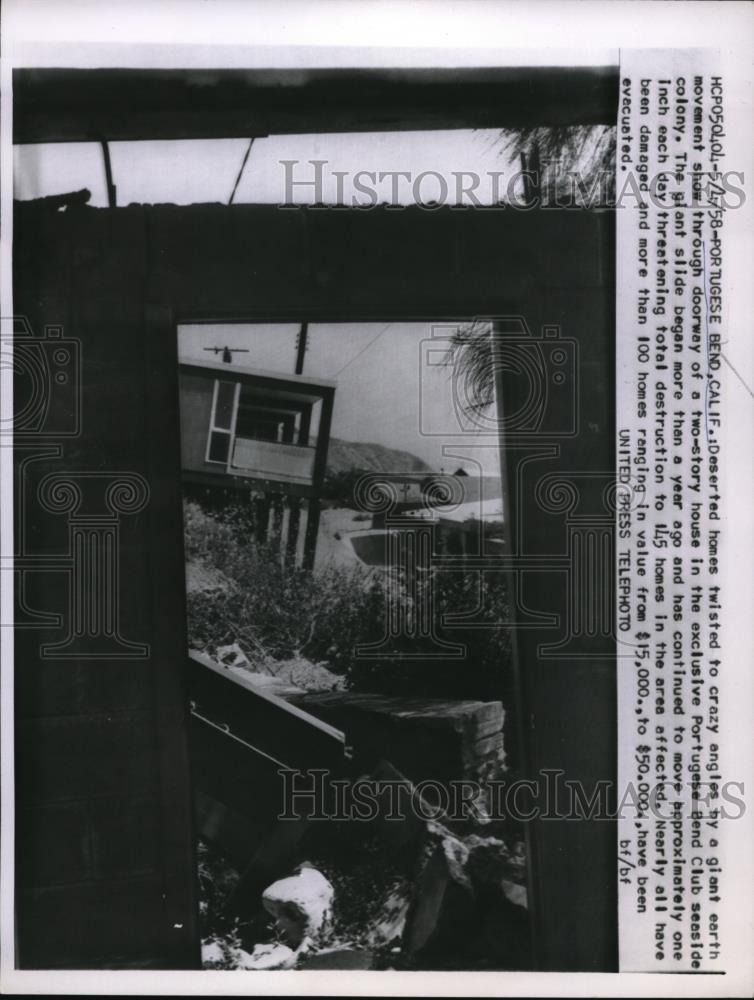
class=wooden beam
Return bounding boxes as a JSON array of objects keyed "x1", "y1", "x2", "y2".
[{"x1": 14, "y1": 66, "x2": 619, "y2": 144}]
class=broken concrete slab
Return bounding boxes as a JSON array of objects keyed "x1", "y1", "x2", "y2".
[
  {"x1": 286, "y1": 692, "x2": 506, "y2": 787},
  {"x1": 403, "y1": 825, "x2": 477, "y2": 959}
]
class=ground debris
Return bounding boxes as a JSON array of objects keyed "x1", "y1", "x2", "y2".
[{"x1": 261, "y1": 864, "x2": 334, "y2": 948}]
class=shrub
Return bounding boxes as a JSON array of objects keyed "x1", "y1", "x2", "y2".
[
  {"x1": 321, "y1": 467, "x2": 369, "y2": 507},
  {"x1": 184, "y1": 499, "x2": 512, "y2": 701},
  {"x1": 344, "y1": 565, "x2": 513, "y2": 701},
  {"x1": 184, "y1": 499, "x2": 387, "y2": 666}
]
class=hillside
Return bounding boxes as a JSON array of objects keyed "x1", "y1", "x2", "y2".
[{"x1": 326, "y1": 437, "x2": 433, "y2": 475}]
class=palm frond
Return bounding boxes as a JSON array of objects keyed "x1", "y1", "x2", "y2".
[
  {"x1": 443, "y1": 321, "x2": 496, "y2": 414},
  {"x1": 444, "y1": 128, "x2": 616, "y2": 421},
  {"x1": 497, "y1": 125, "x2": 616, "y2": 207}
]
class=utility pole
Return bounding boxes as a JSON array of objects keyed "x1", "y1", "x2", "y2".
[
  {"x1": 203, "y1": 346, "x2": 250, "y2": 364},
  {"x1": 295, "y1": 322, "x2": 308, "y2": 374}
]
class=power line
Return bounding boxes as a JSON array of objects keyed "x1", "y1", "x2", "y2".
[
  {"x1": 334, "y1": 324, "x2": 392, "y2": 377},
  {"x1": 228, "y1": 137, "x2": 255, "y2": 205}
]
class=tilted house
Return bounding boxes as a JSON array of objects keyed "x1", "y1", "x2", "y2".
[{"x1": 179, "y1": 359, "x2": 336, "y2": 567}]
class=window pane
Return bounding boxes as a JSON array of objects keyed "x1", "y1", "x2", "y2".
[
  {"x1": 213, "y1": 381, "x2": 236, "y2": 430},
  {"x1": 207, "y1": 431, "x2": 230, "y2": 464},
  {"x1": 236, "y1": 406, "x2": 283, "y2": 442}
]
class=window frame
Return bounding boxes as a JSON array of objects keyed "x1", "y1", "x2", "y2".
[{"x1": 204, "y1": 378, "x2": 240, "y2": 467}]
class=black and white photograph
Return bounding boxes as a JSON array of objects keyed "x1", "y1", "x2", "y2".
[{"x1": 1, "y1": 1, "x2": 752, "y2": 994}]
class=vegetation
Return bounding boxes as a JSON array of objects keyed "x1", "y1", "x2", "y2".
[
  {"x1": 321, "y1": 467, "x2": 369, "y2": 506},
  {"x1": 184, "y1": 499, "x2": 512, "y2": 701},
  {"x1": 499, "y1": 124, "x2": 616, "y2": 207}
]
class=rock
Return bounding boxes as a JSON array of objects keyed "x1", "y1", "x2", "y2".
[
  {"x1": 403, "y1": 826, "x2": 476, "y2": 958},
  {"x1": 456, "y1": 833, "x2": 529, "y2": 909},
  {"x1": 437, "y1": 829, "x2": 472, "y2": 889},
  {"x1": 467, "y1": 837, "x2": 531, "y2": 967},
  {"x1": 262, "y1": 864, "x2": 334, "y2": 948},
  {"x1": 403, "y1": 823, "x2": 532, "y2": 966},
  {"x1": 236, "y1": 941, "x2": 296, "y2": 970},
  {"x1": 464, "y1": 834, "x2": 526, "y2": 889},
  {"x1": 200, "y1": 939, "x2": 225, "y2": 965}
]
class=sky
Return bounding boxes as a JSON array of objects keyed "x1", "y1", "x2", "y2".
[
  {"x1": 179, "y1": 322, "x2": 502, "y2": 478},
  {"x1": 14, "y1": 128, "x2": 512, "y2": 479},
  {"x1": 13, "y1": 128, "x2": 517, "y2": 207}
]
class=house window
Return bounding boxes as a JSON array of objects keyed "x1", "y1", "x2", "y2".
[{"x1": 205, "y1": 379, "x2": 239, "y2": 465}]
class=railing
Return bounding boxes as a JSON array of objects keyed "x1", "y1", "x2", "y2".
[{"x1": 230, "y1": 436, "x2": 315, "y2": 484}]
